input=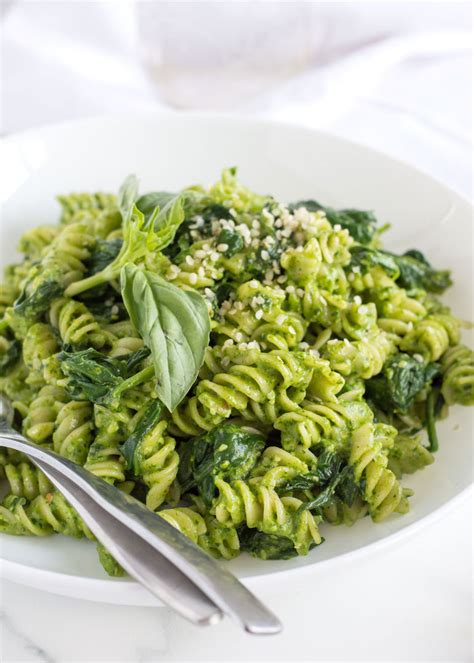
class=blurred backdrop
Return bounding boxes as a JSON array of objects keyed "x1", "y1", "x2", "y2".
[{"x1": 1, "y1": 0, "x2": 472, "y2": 195}]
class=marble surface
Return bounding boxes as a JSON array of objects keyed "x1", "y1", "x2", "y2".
[
  {"x1": 1, "y1": 3, "x2": 473, "y2": 662},
  {"x1": 1, "y1": 496, "x2": 472, "y2": 662}
]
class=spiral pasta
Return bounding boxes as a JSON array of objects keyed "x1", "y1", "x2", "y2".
[
  {"x1": 275, "y1": 398, "x2": 373, "y2": 451},
  {"x1": 83, "y1": 405, "x2": 128, "y2": 484},
  {"x1": 22, "y1": 385, "x2": 68, "y2": 444},
  {"x1": 213, "y1": 478, "x2": 321, "y2": 555},
  {"x1": 132, "y1": 419, "x2": 179, "y2": 510},
  {"x1": 105, "y1": 320, "x2": 144, "y2": 358},
  {"x1": 18, "y1": 225, "x2": 59, "y2": 259},
  {"x1": 400, "y1": 314, "x2": 460, "y2": 361},
  {"x1": 441, "y1": 345, "x2": 474, "y2": 406},
  {"x1": 49, "y1": 298, "x2": 109, "y2": 348},
  {"x1": 0, "y1": 492, "x2": 93, "y2": 539},
  {"x1": 4, "y1": 461, "x2": 53, "y2": 500},
  {"x1": 158, "y1": 507, "x2": 207, "y2": 545},
  {"x1": 323, "y1": 331, "x2": 394, "y2": 379},
  {"x1": 57, "y1": 191, "x2": 116, "y2": 225},
  {"x1": 0, "y1": 168, "x2": 471, "y2": 575},
  {"x1": 0, "y1": 282, "x2": 19, "y2": 315},
  {"x1": 377, "y1": 288, "x2": 427, "y2": 341},
  {"x1": 53, "y1": 400, "x2": 94, "y2": 464},
  {"x1": 349, "y1": 423, "x2": 411, "y2": 522}
]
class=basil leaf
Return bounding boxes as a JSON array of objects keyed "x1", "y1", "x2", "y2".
[
  {"x1": 136, "y1": 191, "x2": 176, "y2": 221},
  {"x1": 120, "y1": 265, "x2": 211, "y2": 411},
  {"x1": 152, "y1": 195, "x2": 185, "y2": 248},
  {"x1": 117, "y1": 174, "x2": 139, "y2": 225}
]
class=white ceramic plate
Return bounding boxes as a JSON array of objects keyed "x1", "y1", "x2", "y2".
[{"x1": 0, "y1": 113, "x2": 472, "y2": 606}]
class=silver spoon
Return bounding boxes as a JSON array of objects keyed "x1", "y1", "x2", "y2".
[{"x1": 0, "y1": 399, "x2": 282, "y2": 634}]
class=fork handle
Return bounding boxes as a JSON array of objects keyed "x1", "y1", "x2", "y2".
[
  {"x1": 33, "y1": 457, "x2": 223, "y2": 625},
  {"x1": 0, "y1": 432, "x2": 282, "y2": 634}
]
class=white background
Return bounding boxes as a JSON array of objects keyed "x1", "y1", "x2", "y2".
[{"x1": 0, "y1": 2, "x2": 472, "y2": 661}]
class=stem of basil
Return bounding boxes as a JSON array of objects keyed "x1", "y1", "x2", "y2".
[
  {"x1": 65, "y1": 267, "x2": 116, "y2": 298},
  {"x1": 107, "y1": 364, "x2": 155, "y2": 407}
]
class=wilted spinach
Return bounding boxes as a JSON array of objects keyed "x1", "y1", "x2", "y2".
[
  {"x1": 14, "y1": 274, "x2": 64, "y2": 320},
  {"x1": 85, "y1": 238, "x2": 123, "y2": 276},
  {"x1": 58, "y1": 348, "x2": 128, "y2": 402},
  {"x1": 178, "y1": 424, "x2": 265, "y2": 506},
  {"x1": 120, "y1": 399, "x2": 165, "y2": 473},
  {"x1": 349, "y1": 245, "x2": 451, "y2": 293},
  {"x1": 59, "y1": 346, "x2": 151, "y2": 405},
  {"x1": 366, "y1": 353, "x2": 441, "y2": 414},
  {"x1": 349, "y1": 245, "x2": 399, "y2": 278},
  {"x1": 283, "y1": 448, "x2": 359, "y2": 514},
  {"x1": 290, "y1": 200, "x2": 379, "y2": 245},
  {"x1": 217, "y1": 228, "x2": 244, "y2": 257},
  {"x1": 238, "y1": 527, "x2": 299, "y2": 560},
  {"x1": 393, "y1": 249, "x2": 451, "y2": 293},
  {"x1": 0, "y1": 339, "x2": 21, "y2": 376}
]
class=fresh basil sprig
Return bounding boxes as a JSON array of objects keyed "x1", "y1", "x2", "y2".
[
  {"x1": 120, "y1": 264, "x2": 210, "y2": 411},
  {"x1": 65, "y1": 175, "x2": 185, "y2": 298}
]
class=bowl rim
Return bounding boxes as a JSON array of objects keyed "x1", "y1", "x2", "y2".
[
  {"x1": 1, "y1": 111, "x2": 472, "y2": 603},
  {"x1": 0, "y1": 485, "x2": 471, "y2": 606},
  {"x1": 2, "y1": 109, "x2": 472, "y2": 207}
]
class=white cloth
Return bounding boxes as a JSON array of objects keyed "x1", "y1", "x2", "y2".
[
  {"x1": 1, "y1": 1, "x2": 472, "y2": 195},
  {"x1": 1, "y1": 3, "x2": 473, "y2": 662}
]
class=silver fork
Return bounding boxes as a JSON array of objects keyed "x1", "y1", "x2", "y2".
[{"x1": 0, "y1": 398, "x2": 281, "y2": 634}]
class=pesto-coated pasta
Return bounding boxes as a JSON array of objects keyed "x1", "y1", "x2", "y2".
[{"x1": 0, "y1": 168, "x2": 471, "y2": 574}]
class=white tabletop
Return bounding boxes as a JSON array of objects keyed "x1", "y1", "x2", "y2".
[{"x1": 1, "y1": 3, "x2": 472, "y2": 661}]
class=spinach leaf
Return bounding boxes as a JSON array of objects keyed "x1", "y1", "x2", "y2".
[
  {"x1": 214, "y1": 281, "x2": 233, "y2": 306},
  {"x1": 393, "y1": 249, "x2": 451, "y2": 293},
  {"x1": 0, "y1": 339, "x2": 21, "y2": 376},
  {"x1": 86, "y1": 239, "x2": 123, "y2": 276},
  {"x1": 125, "y1": 346, "x2": 151, "y2": 374},
  {"x1": 290, "y1": 200, "x2": 378, "y2": 245},
  {"x1": 80, "y1": 293, "x2": 125, "y2": 322},
  {"x1": 239, "y1": 527, "x2": 299, "y2": 560},
  {"x1": 366, "y1": 353, "x2": 441, "y2": 413},
  {"x1": 120, "y1": 400, "x2": 165, "y2": 473},
  {"x1": 14, "y1": 274, "x2": 64, "y2": 320},
  {"x1": 58, "y1": 348, "x2": 128, "y2": 403},
  {"x1": 201, "y1": 203, "x2": 233, "y2": 222},
  {"x1": 296, "y1": 465, "x2": 355, "y2": 514},
  {"x1": 217, "y1": 228, "x2": 244, "y2": 257},
  {"x1": 280, "y1": 471, "x2": 319, "y2": 492},
  {"x1": 349, "y1": 246, "x2": 451, "y2": 293},
  {"x1": 178, "y1": 424, "x2": 265, "y2": 506},
  {"x1": 121, "y1": 265, "x2": 210, "y2": 411},
  {"x1": 349, "y1": 245, "x2": 399, "y2": 278},
  {"x1": 283, "y1": 447, "x2": 359, "y2": 511},
  {"x1": 58, "y1": 346, "x2": 151, "y2": 404}
]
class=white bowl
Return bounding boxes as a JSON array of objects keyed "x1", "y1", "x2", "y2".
[{"x1": 0, "y1": 113, "x2": 472, "y2": 606}]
